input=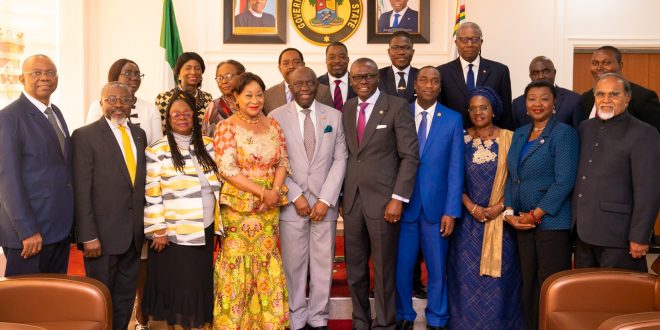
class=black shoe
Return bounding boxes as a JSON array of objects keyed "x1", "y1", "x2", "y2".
[
  {"x1": 308, "y1": 326, "x2": 328, "y2": 330},
  {"x1": 413, "y1": 286, "x2": 428, "y2": 299},
  {"x1": 426, "y1": 326, "x2": 446, "y2": 330},
  {"x1": 395, "y1": 320, "x2": 414, "y2": 330}
]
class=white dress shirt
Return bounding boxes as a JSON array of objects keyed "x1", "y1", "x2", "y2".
[
  {"x1": 459, "y1": 55, "x2": 481, "y2": 83},
  {"x1": 414, "y1": 100, "x2": 437, "y2": 138},
  {"x1": 329, "y1": 72, "x2": 349, "y2": 103},
  {"x1": 23, "y1": 91, "x2": 64, "y2": 133},
  {"x1": 389, "y1": 6, "x2": 409, "y2": 27},
  {"x1": 391, "y1": 65, "x2": 411, "y2": 90},
  {"x1": 104, "y1": 117, "x2": 137, "y2": 165}
]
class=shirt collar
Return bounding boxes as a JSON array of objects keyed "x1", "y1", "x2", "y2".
[
  {"x1": 459, "y1": 55, "x2": 481, "y2": 70},
  {"x1": 22, "y1": 91, "x2": 50, "y2": 113},
  {"x1": 391, "y1": 65, "x2": 411, "y2": 76},
  {"x1": 104, "y1": 117, "x2": 129, "y2": 130},
  {"x1": 393, "y1": 6, "x2": 408, "y2": 16},
  {"x1": 414, "y1": 100, "x2": 437, "y2": 116},
  {"x1": 359, "y1": 89, "x2": 381, "y2": 105},
  {"x1": 294, "y1": 100, "x2": 318, "y2": 114},
  {"x1": 330, "y1": 72, "x2": 349, "y2": 84},
  {"x1": 248, "y1": 8, "x2": 263, "y2": 18}
]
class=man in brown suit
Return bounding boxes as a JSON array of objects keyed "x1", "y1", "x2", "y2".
[{"x1": 342, "y1": 58, "x2": 419, "y2": 330}]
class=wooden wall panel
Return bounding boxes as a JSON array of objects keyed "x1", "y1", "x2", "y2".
[{"x1": 573, "y1": 51, "x2": 660, "y2": 96}]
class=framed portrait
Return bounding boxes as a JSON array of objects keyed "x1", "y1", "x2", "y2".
[
  {"x1": 367, "y1": 0, "x2": 430, "y2": 43},
  {"x1": 224, "y1": 0, "x2": 286, "y2": 43}
]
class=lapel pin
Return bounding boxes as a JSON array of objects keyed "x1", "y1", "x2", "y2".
[
  {"x1": 379, "y1": 110, "x2": 384, "y2": 115},
  {"x1": 482, "y1": 70, "x2": 487, "y2": 73},
  {"x1": 540, "y1": 138, "x2": 545, "y2": 144},
  {"x1": 437, "y1": 112, "x2": 442, "y2": 117}
]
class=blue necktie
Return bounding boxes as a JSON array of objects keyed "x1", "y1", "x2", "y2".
[
  {"x1": 418, "y1": 111, "x2": 427, "y2": 155},
  {"x1": 466, "y1": 63, "x2": 475, "y2": 92},
  {"x1": 393, "y1": 13, "x2": 400, "y2": 28}
]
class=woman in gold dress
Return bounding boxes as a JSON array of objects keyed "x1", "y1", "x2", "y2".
[{"x1": 212, "y1": 72, "x2": 289, "y2": 329}]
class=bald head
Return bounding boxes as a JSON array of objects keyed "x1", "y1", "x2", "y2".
[
  {"x1": 528, "y1": 56, "x2": 556, "y2": 84},
  {"x1": 20, "y1": 54, "x2": 58, "y2": 105}
]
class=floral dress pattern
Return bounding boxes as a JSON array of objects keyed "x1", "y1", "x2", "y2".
[{"x1": 212, "y1": 117, "x2": 290, "y2": 330}]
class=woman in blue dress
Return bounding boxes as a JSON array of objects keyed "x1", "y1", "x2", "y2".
[{"x1": 447, "y1": 87, "x2": 524, "y2": 329}]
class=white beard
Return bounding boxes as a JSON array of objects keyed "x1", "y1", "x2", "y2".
[
  {"x1": 598, "y1": 108, "x2": 614, "y2": 120},
  {"x1": 110, "y1": 116, "x2": 127, "y2": 126}
]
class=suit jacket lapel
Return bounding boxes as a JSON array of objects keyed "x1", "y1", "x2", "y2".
[
  {"x1": 422, "y1": 103, "x2": 446, "y2": 155},
  {"x1": 98, "y1": 119, "x2": 133, "y2": 186},
  {"x1": 287, "y1": 103, "x2": 307, "y2": 160},
  {"x1": 24, "y1": 96, "x2": 65, "y2": 161},
  {"x1": 344, "y1": 99, "x2": 359, "y2": 153},
  {"x1": 519, "y1": 117, "x2": 557, "y2": 166},
  {"x1": 449, "y1": 59, "x2": 469, "y2": 99},
  {"x1": 358, "y1": 93, "x2": 388, "y2": 152},
  {"x1": 51, "y1": 105, "x2": 72, "y2": 159},
  {"x1": 313, "y1": 105, "x2": 326, "y2": 161},
  {"x1": 476, "y1": 59, "x2": 491, "y2": 87},
  {"x1": 405, "y1": 68, "x2": 417, "y2": 101},
  {"x1": 384, "y1": 67, "x2": 396, "y2": 95}
]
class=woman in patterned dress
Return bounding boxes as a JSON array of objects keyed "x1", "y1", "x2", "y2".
[
  {"x1": 212, "y1": 72, "x2": 289, "y2": 329},
  {"x1": 447, "y1": 87, "x2": 524, "y2": 329}
]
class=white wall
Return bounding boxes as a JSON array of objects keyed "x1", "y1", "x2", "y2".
[{"x1": 67, "y1": 0, "x2": 660, "y2": 129}]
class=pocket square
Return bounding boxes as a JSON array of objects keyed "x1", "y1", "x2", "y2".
[
  {"x1": 324, "y1": 125, "x2": 332, "y2": 133},
  {"x1": 376, "y1": 124, "x2": 388, "y2": 129}
]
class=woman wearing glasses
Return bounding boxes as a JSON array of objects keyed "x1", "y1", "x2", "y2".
[
  {"x1": 142, "y1": 91, "x2": 221, "y2": 330},
  {"x1": 86, "y1": 58, "x2": 163, "y2": 145},
  {"x1": 201, "y1": 59, "x2": 245, "y2": 137}
]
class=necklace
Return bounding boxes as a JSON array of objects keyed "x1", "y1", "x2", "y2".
[
  {"x1": 533, "y1": 126, "x2": 545, "y2": 132},
  {"x1": 237, "y1": 111, "x2": 262, "y2": 124},
  {"x1": 473, "y1": 126, "x2": 495, "y2": 140}
]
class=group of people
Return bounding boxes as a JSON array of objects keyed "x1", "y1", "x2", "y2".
[{"x1": 1, "y1": 20, "x2": 659, "y2": 330}]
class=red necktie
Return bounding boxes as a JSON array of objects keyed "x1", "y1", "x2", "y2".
[
  {"x1": 333, "y1": 80, "x2": 343, "y2": 111},
  {"x1": 357, "y1": 102, "x2": 368, "y2": 145}
]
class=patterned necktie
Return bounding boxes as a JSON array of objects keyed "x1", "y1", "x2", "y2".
[
  {"x1": 357, "y1": 102, "x2": 368, "y2": 145},
  {"x1": 333, "y1": 80, "x2": 343, "y2": 111},
  {"x1": 397, "y1": 71, "x2": 406, "y2": 97},
  {"x1": 302, "y1": 109, "x2": 315, "y2": 162},
  {"x1": 286, "y1": 88, "x2": 293, "y2": 103},
  {"x1": 118, "y1": 125, "x2": 136, "y2": 185},
  {"x1": 466, "y1": 63, "x2": 475, "y2": 92},
  {"x1": 44, "y1": 107, "x2": 65, "y2": 154},
  {"x1": 393, "y1": 13, "x2": 401, "y2": 28},
  {"x1": 418, "y1": 111, "x2": 428, "y2": 155}
]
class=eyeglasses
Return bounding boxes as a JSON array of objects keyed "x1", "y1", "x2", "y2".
[
  {"x1": 467, "y1": 105, "x2": 491, "y2": 113},
  {"x1": 215, "y1": 73, "x2": 237, "y2": 82},
  {"x1": 290, "y1": 80, "x2": 317, "y2": 89},
  {"x1": 350, "y1": 73, "x2": 379, "y2": 82},
  {"x1": 170, "y1": 112, "x2": 194, "y2": 120},
  {"x1": 121, "y1": 71, "x2": 144, "y2": 79},
  {"x1": 102, "y1": 96, "x2": 132, "y2": 105},
  {"x1": 594, "y1": 91, "x2": 624, "y2": 99},
  {"x1": 457, "y1": 37, "x2": 482, "y2": 44},
  {"x1": 23, "y1": 71, "x2": 58, "y2": 78},
  {"x1": 389, "y1": 45, "x2": 413, "y2": 52}
]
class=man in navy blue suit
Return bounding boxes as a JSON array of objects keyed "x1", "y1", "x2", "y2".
[
  {"x1": 437, "y1": 22, "x2": 513, "y2": 129},
  {"x1": 511, "y1": 56, "x2": 580, "y2": 128},
  {"x1": 377, "y1": 0, "x2": 419, "y2": 33},
  {"x1": 378, "y1": 31, "x2": 419, "y2": 104},
  {"x1": 0, "y1": 54, "x2": 74, "y2": 276},
  {"x1": 395, "y1": 66, "x2": 463, "y2": 330}
]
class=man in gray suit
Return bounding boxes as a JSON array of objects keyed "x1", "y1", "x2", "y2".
[
  {"x1": 342, "y1": 58, "x2": 419, "y2": 330},
  {"x1": 573, "y1": 73, "x2": 660, "y2": 272},
  {"x1": 269, "y1": 67, "x2": 347, "y2": 330},
  {"x1": 263, "y1": 48, "x2": 334, "y2": 114},
  {"x1": 72, "y1": 82, "x2": 147, "y2": 329}
]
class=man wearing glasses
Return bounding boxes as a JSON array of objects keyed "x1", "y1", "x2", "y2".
[
  {"x1": 379, "y1": 31, "x2": 419, "y2": 104},
  {"x1": 0, "y1": 54, "x2": 74, "y2": 276},
  {"x1": 342, "y1": 58, "x2": 419, "y2": 330},
  {"x1": 72, "y1": 82, "x2": 147, "y2": 330},
  {"x1": 437, "y1": 21, "x2": 513, "y2": 129}
]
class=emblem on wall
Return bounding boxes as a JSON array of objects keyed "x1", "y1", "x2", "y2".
[{"x1": 290, "y1": 0, "x2": 363, "y2": 46}]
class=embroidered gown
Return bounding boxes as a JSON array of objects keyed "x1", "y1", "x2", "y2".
[
  {"x1": 212, "y1": 118, "x2": 290, "y2": 330},
  {"x1": 446, "y1": 134, "x2": 524, "y2": 330}
]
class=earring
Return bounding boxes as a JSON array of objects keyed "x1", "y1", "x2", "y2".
[{"x1": 552, "y1": 106, "x2": 556, "y2": 114}]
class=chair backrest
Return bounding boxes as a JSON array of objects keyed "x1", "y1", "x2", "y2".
[{"x1": 0, "y1": 274, "x2": 112, "y2": 330}]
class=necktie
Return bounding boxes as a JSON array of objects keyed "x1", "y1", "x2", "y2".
[
  {"x1": 118, "y1": 125, "x2": 136, "y2": 185},
  {"x1": 302, "y1": 109, "x2": 315, "y2": 162},
  {"x1": 357, "y1": 102, "x2": 368, "y2": 145},
  {"x1": 418, "y1": 111, "x2": 428, "y2": 155},
  {"x1": 397, "y1": 71, "x2": 406, "y2": 97},
  {"x1": 286, "y1": 88, "x2": 293, "y2": 103},
  {"x1": 44, "y1": 107, "x2": 65, "y2": 154},
  {"x1": 466, "y1": 63, "x2": 475, "y2": 92},
  {"x1": 333, "y1": 80, "x2": 343, "y2": 111},
  {"x1": 393, "y1": 13, "x2": 400, "y2": 28}
]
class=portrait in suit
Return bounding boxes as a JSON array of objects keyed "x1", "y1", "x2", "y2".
[
  {"x1": 342, "y1": 58, "x2": 419, "y2": 330},
  {"x1": 378, "y1": 31, "x2": 419, "y2": 104},
  {"x1": 269, "y1": 67, "x2": 347, "y2": 330},
  {"x1": 263, "y1": 48, "x2": 333, "y2": 114},
  {"x1": 574, "y1": 46, "x2": 660, "y2": 131},
  {"x1": 511, "y1": 56, "x2": 580, "y2": 128},
  {"x1": 72, "y1": 82, "x2": 147, "y2": 330},
  {"x1": 377, "y1": 0, "x2": 419, "y2": 33},
  {"x1": 573, "y1": 74, "x2": 660, "y2": 273},
  {"x1": 318, "y1": 41, "x2": 356, "y2": 111},
  {"x1": 0, "y1": 54, "x2": 74, "y2": 276},
  {"x1": 437, "y1": 22, "x2": 513, "y2": 129},
  {"x1": 395, "y1": 67, "x2": 463, "y2": 330},
  {"x1": 234, "y1": 0, "x2": 276, "y2": 28}
]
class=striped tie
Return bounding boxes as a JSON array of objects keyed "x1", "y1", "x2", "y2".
[
  {"x1": 333, "y1": 80, "x2": 343, "y2": 111},
  {"x1": 118, "y1": 125, "x2": 136, "y2": 185}
]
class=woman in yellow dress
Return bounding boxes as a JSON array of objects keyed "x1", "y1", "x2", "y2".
[{"x1": 213, "y1": 72, "x2": 289, "y2": 329}]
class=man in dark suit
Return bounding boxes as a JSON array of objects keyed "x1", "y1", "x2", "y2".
[
  {"x1": 573, "y1": 73, "x2": 660, "y2": 273},
  {"x1": 234, "y1": 0, "x2": 275, "y2": 27},
  {"x1": 395, "y1": 67, "x2": 463, "y2": 330},
  {"x1": 437, "y1": 22, "x2": 513, "y2": 129},
  {"x1": 512, "y1": 56, "x2": 580, "y2": 128},
  {"x1": 318, "y1": 41, "x2": 356, "y2": 110},
  {"x1": 0, "y1": 54, "x2": 74, "y2": 276},
  {"x1": 342, "y1": 58, "x2": 419, "y2": 330},
  {"x1": 72, "y1": 82, "x2": 147, "y2": 330},
  {"x1": 378, "y1": 31, "x2": 418, "y2": 104},
  {"x1": 574, "y1": 45, "x2": 660, "y2": 132},
  {"x1": 377, "y1": 0, "x2": 419, "y2": 33},
  {"x1": 263, "y1": 48, "x2": 333, "y2": 114}
]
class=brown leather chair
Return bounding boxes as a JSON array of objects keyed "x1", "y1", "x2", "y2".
[
  {"x1": 0, "y1": 274, "x2": 111, "y2": 330},
  {"x1": 540, "y1": 259, "x2": 660, "y2": 330}
]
